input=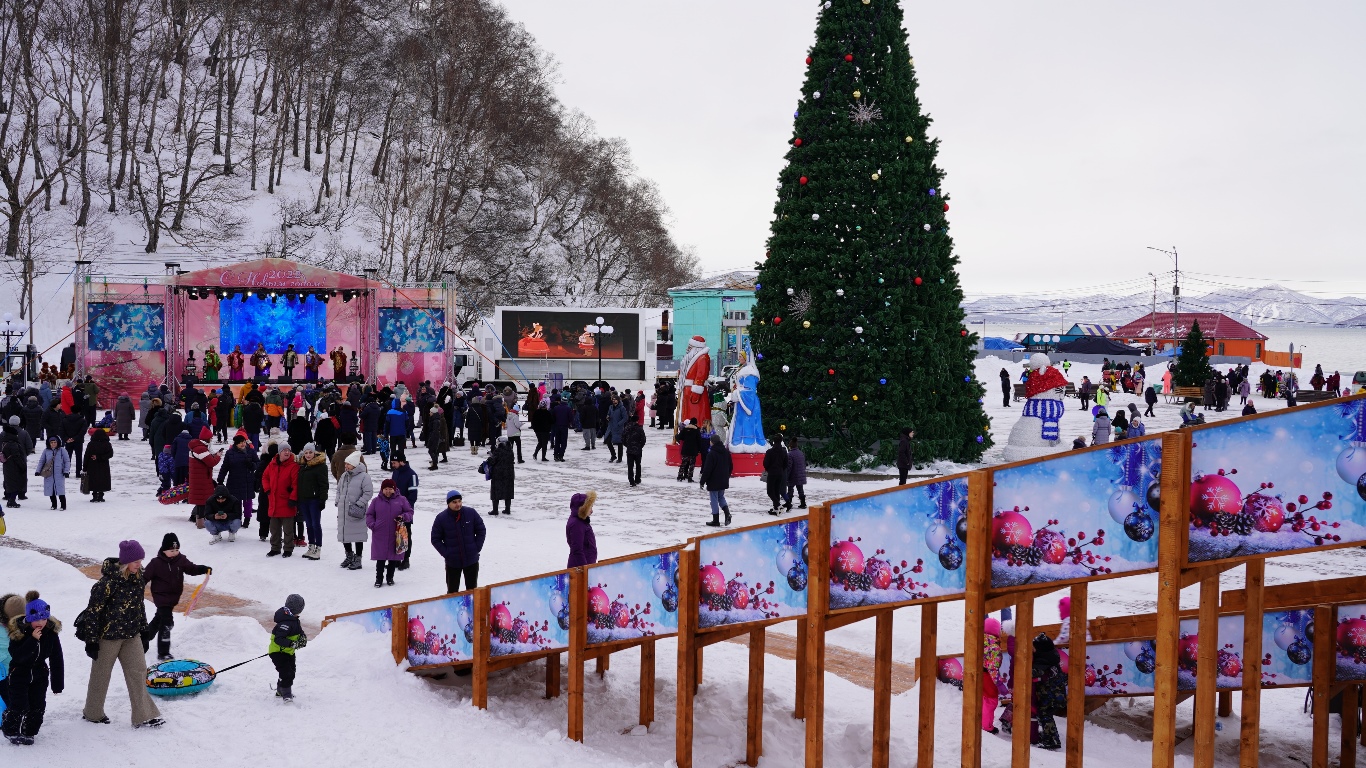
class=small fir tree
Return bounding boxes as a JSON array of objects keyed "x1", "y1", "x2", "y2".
[
  {"x1": 750, "y1": 0, "x2": 989, "y2": 468},
  {"x1": 1172, "y1": 320, "x2": 1215, "y2": 387}
]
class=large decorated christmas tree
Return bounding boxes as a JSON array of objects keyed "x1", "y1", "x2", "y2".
[{"x1": 751, "y1": 0, "x2": 989, "y2": 468}]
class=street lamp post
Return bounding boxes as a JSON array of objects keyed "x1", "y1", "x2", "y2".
[
  {"x1": 585, "y1": 316, "x2": 614, "y2": 384},
  {"x1": 0, "y1": 313, "x2": 30, "y2": 385}
]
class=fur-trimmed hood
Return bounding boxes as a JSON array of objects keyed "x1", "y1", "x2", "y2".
[{"x1": 8, "y1": 613, "x2": 61, "y2": 641}]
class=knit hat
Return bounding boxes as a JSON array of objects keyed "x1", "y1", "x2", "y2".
[
  {"x1": 285, "y1": 594, "x2": 305, "y2": 615},
  {"x1": 119, "y1": 539, "x2": 146, "y2": 564},
  {"x1": 571, "y1": 490, "x2": 597, "y2": 520},
  {"x1": 7, "y1": 415, "x2": 18, "y2": 425},
  {"x1": 191, "y1": 403, "x2": 200, "y2": 410},
  {"x1": 344, "y1": 453, "x2": 361, "y2": 468},
  {"x1": 302, "y1": 442, "x2": 317, "y2": 454},
  {"x1": 2, "y1": 593, "x2": 25, "y2": 622},
  {"x1": 233, "y1": 434, "x2": 246, "y2": 444},
  {"x1": 446, "y1": 489, "x2": 463, "y2": 501},
  {"x1": 160, "y1": 533, "x2": 180, "y2": 553},
  {"x1": 24, "y1": 597, "x2": 50, "y2": 623},
  {"x1": 380, "y1": 479, "x2": 397, "y2": 491}
]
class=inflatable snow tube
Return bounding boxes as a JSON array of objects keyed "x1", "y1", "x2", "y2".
[{"x1": 146, "y1": 659, "x2": 217, "y2": 697}]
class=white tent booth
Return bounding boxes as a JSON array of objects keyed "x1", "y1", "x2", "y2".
[{"x1": 473, "y1": 306, "x2": 666, "y2": 390}]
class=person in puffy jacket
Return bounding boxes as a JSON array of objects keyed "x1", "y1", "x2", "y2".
[
  {"x1": 675, "y1": 419, "x2": 702, "y2": 482},
  {"x1": 604, "y1": 397, "x2": 629, "y2": 462},
  {"x1": 295, "y1": 444, "x2": 330, "y2": 560},
  {"x1": 420, "y1": 407, "x2": 448, "y2": 470},
  {"x1": 763, "y1": 436, "x2": 790, "y2": 515},
  {"x1": 61, "y1": 407, "x2": 88, "y2": 477},
  {"x1": 201, "y1": 486, "x2": 242, "y2": 543},
  {"x1": 113, "y1": 394, "x2": 135, "y2": 440},
  {"x1": 699, "y1": 434, "x2": 733, "y2": 527},
  {"x1": 216, "y1": 435, "x2": 258, "y2": 525},
  {"x1": 621, "y1": 412, "x2": 646, "y2": 486},
  {"x1": 365, "y1": 479, "x2": 412, "y2": 587},
  {"x1": 487, "y1": 438, "x2": 515, "y2": 515},
  {"x1": 83, "y1": 430, "x2": 114, "y2": 502},
  {"x1": 186, "y1": 436, "x2": 222, "y2": 515},
  {"x1": 5, "y1": 592, "x2": 64, "y2": 745},
  {"x1": 81, "y1": 541, "x2": 163, "y2": 729},
  {"x1": 530, "y1": 400, "x2": 552, "y2": 461},
  {"x1": 142, "y1": 532, "x2": 210, "y2": 659},
  {"x1": 35, "y1": 436, "x2": 70, "y2": 510},
  {"x1": 786, "y1": 443, "x2": 808, "y2": 509},
  {"x1": 262, "y1": 447, "x2": 299, "y2": 557},
  {"x1": 565, "y1": 491, "x2": 598, "y2": 567},
  {"x1": 431, "y1": 489, "x2": 485, "y2": 593},
  {"x1": 268, "y1": 594, "x2": 307, "y2": 701},
  {"x1": 1091, "y1": 406, "x2": 1112, "y2": 446},
  {"x1": 504, "y1": 406, "x2": 524, "y2": 463},
  {"x1": 336, "y1": 454, "x2": 373, "y2": 570}
]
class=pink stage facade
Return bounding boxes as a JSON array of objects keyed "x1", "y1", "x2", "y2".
[{"x1": 75, "y1": 258, "x2": 457, "y2": 407}]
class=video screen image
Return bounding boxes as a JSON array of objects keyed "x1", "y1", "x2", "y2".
[
  {"x1": 219, "y1": 295, "x2": 327, "y2": 354},
  {"x1": 501, "y1": 310, "x2": 638, "y2": 359}
]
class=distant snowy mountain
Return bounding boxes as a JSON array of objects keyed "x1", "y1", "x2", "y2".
[{"x1": 962, "y1": 284, "x2": 1366, "y2": 328}]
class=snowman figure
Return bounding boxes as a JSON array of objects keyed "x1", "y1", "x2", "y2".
[{"x1": 1004, "y1": 353, "x2": 1070, "y2": 462}]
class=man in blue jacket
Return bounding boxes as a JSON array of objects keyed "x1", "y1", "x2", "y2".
[{"x1": 431, "y1": 489, "x2": 485, "y2": 594}]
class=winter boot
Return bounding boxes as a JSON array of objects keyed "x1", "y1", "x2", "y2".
[
  {"x1": 340, "y1": 553, "x2": 355, "y2": 569},
  {"x1": 429, "y1": 463, "x2": 438, "y2": 471},
  {"x1": 228, "y1": 530, "x2": 237, "y2": 542},
  {"x1": 275, "y1": 685, "x2": 293, "y2": 702},
  {"x1": 267, "y1": 548, "x2": 281, "y2": 557},
  {"x1": 50, "y1": 495, "x2": 57, "y2": 509},
  {"x1": 723, "y1": 506, "x2": 731, "y2": 526},
  {"x1": 348, "y1": 557, "x2": 363, "y2": 571},
  {"x1": 375, "y1": 575, "x2": 384, "y2": 588},
  {"x1": 304, "y1": 545, "x2": 320, "y2": 560},
  {"x1": 58, "y1": 495, "x2": 66, "y2": 510},
  {"x1": 209, "y1": 533, "x2": 224, "y2": 545},
  {"x1": 706, "y1": 513, "x2": 722, "y2": 527},
  {"x1": 386, "y1": 574, "x2": 395, "y2": 586}
]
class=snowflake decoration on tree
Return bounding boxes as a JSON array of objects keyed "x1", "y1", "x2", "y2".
[
  {"x1": 849, "y1": 101, "x2": 883, "y2": 125},
  {"x1": 788, "y1": 289, "x2": 812, "y2": 319}
]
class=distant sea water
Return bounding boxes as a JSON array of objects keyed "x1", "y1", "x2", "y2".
[{"x1": 983, "y1": 324, "x2": 1366, "y2": 375}]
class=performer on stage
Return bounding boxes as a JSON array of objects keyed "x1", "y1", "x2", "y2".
[
  {"x1": 282, "y1": 343, "x2": 299, "y2": 381},
  {"x1": 184, "y1": 350, "x2": 199, "y2": 381},
  {"x1": 348, "y1": 351, "x2": 360, "y2": 382},
  {"x1": 678, "y1": 335, "x2": 712, "y2": 428},
  {"x1": 251, "y1": 343, "x2": 271, "y2": 381},
  {"x1": 203, "y1": 345, "x2": 222, "y2": 383},
  {"x1": 304, "y1": 346, "x2": 322, "y2": 381},
  {"x1": 330, "y1": 346, "x2": 347, "y2": 381},
  {"x1": 227, "y1": 345, "x2": 245, "y2": 381}
]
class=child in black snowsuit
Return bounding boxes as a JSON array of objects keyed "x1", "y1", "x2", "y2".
[
  {"x1": 1030, "y1": 633, "x2": 1067, "y2": 750},
  {"x1": 269, "y1": 594, "x2": 308, "y2": 701},
  {"x1": 142, "y1": 533, "x2": 211, "y2": 661},
  {"x1": 4, "y1": 593, "x2": 64, "y2": 746},
  {"x1": 675, "y1": 419, "x2": 702, "y2": 482}
]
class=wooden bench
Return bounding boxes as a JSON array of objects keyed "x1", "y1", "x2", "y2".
[
  {"x1": 1166, "y1": 386, "x2": 1204, "y2": 405},
  {"x1": 1295, "y1": 389, "x2": 1338, "y2": 404},
  {"x1": 1064, "y1": 382, "x2": 1077, "y2": 398},
  {"x1": 1013, "y1": 383, "x2": 1026, "y2": 402}
]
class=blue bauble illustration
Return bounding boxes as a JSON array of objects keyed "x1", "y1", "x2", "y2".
[
  {"x1": 1287, "y1": 638, "x2": 1311, "y2": 666},
  {"x1": 787, "y1": 563, "x2": 808, "y2": 591},
  {"x1": 938, "y1": 541, "x2": 963, "y2": 570},
  {"x1": 1146, "y1": 482, "x2": 1161, "y2": 512},
  {"x1": 1135, "y1": 651, "x2": 1156, "y2": 674},
  {"x1": 1124, "y1": 509, "x2": 1155, "y2": 542},
  {"x1": 1357, "y1": 473, "x2": 1366, "y2": 503},
  {"x1": 556, "y1": 606, "x2": 570, "y2": 631},
  {"x1": 956, "y1": 513, "x2": 969, "y2": 543},
  {"x1": 661, "y1": 586, "x2": 679, "y2": 613}
]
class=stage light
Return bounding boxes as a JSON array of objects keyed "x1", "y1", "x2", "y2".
[
  {"x1": 343, "y1": 291, "x2": 353, "y2": 303},
  {"x1": 246, "y1": 291, "x2": 253, "y2": 297}
]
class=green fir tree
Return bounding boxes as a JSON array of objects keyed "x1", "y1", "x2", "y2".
[
  {"x1": 751, "y1": 0, "x2": 989, "y2": 469},
  {"x1": 1172, "y1": 320, "x2": 1215, "y2": 387}
]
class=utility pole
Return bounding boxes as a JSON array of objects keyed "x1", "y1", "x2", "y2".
[{"x1": 1147, "y1": 247, "x2": 1180, "y2": 353}]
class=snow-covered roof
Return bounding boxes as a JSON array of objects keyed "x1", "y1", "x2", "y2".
[
  {"x1": 669, "y1": 271, "x2": 758, "y2": 293},
  {"x1": 1109, "y1": 312, "x2": 1268, "y2": 341}
]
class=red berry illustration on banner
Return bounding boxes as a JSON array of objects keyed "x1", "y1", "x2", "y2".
[
  {"x1": 489, "y1": 604, "x2": 513, "y2": 634},
  {"x1": 408, "y1": 617, "x2": 427, "y2": 644},
  {"x1": 725, "y1": 579, "x2": 750, "y2": 611},
  {"x1": 991, "y1": 508, "x2": 1033, "y2": 555},
  {"x1": 1084, "y1": 665, "x2": 1098, "y2": 686},
  {"x1": 1243, "y1": 492, "x2": 1285, "y2": 533},
  {"x1": 1338, "y1": 618, "x2": 1366, "y2": 663},
  {"x1": 588, "y1": 587, "x2": 611, "y2": 618},
  {"x1": 699, "y1": 565, "x2": 726, "y2": 599},
  {"x1": 1178, "y1": 634, "x2": 1199, "y2": 670},
  {"x1": 1190, "y1": 471, "x2": 1241, "y2": 526},
  {"x1": 865, "y1": 557, "x2": 894, "y2": 590},
  {"x1": 830, "y1": 539, "x2": 866, "y2": 579},
  {"x1": 1032, "y1": 528, "x2": 1067, "y2": 565}
]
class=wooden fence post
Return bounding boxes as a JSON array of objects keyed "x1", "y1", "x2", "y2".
[
  {"x1": 639, "y1": 639, "x2": 656, "y2": 727},
  {"x1": 918, "y1": 602, "x2": 938, "y2": 768},
  {"x1": 568, "y1": 568, "x2": 586, "y2": 741},
  {"x1": 546, "y1": 653, "x2": 561, "y2": 699},
  {"x1": 805, "y1": 504, "x2": 830, "y2": 768},
  {"x1": 795, "y1": 618, "x2": 808, "y2": 718},
  {"x1": 1194, "y1": 573, "x2": 1220, "y2": 767},
  {"x1": 676, "y1": 545, "x2": 699, "y2": 768},
  {"x1": 391, "y1": 603, "x2": 408, "y2": 665},
  {"x1": 1011, "y1": 597, "x2": 1035, "y2": 768},
  {"x1": 1240, "y1": 559, "x2": 1265, "y2": 768},
  {"x1": 1153, "y1": 430, "x2": 1190, "y2": 768},
  {"x1": 961, "y1": 469, "x2": 992, "y2": 768},
  {"x1": 872, "y1": 609, "x2": 893, "y2": 768},
  {"x1": 1066, "y1": 584, "x2": 1088, "y2": 768},
  {"x1": 747, "y1": 628, "x2": 766, "y2": 766},
  {"x1": 1344, "y1": 685, "x2": 1360, "y2": 768},
  {"x1": 473, "y1": 587, "x2": 490, "y2": 710},
  {"x1": 1313, "y1": 604, "x2": 1333, "y2": 768}
]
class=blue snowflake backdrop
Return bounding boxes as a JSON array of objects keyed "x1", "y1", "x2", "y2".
[
  {"x1": 88, "y1": 303, "x2": 164, "y2": 351},
  {"x1": 379, "y1": 308, "x2": 445, "y2": 352},
  {"x1": 219, "y1": 295, "x2": 327, "y2": 354}
]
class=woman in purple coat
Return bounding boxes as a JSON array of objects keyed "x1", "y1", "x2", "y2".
[
  {"x1": 565, "y1": 491, "x2": 597, "y2": 568},
  {"x1": 365, "y1": 479, "x2": 414, "y2": 588}
]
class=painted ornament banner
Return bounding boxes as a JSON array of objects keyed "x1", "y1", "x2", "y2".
[
  {"x1": 1263, "y1": 609, "x2": 1316, "y2": 686},
  {"x1": 991, "y1": 438, "x2": 1163, "y2": 589},
  {"x1": 379, "y1": 308, "x2": 445, "y2": 352},
  {"x1": 333, "y1": 607, "x2": 393, "y2": 635},
  {"x1": 407, "y1": 595, "x2": 474, "y2": 666},
  {"x1": 586, "y1": 552, "x2": 680, "y2": 645},
  {"x1": 697, "y1": 520, "x2": 808, "y2": 629},
  {"x1": 489, "y1": 574, "x2": 570, "y2": 657},
  {"x1": 1337, "y1": 603, "x2": 1366, "y2": 682},
  {"x1": 1188, "y1": 398, "x2": 1366, "y2": 562},
  {"x1": 88, "y1": 303, "x2": 165, "y2": 351},
  {"x1": 827, "y1": 478, "x2": 969, "y2": 610}
]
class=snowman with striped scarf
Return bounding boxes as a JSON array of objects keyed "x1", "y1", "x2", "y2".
[{"x1": 1004, "y1": 353, "x2": 1070, "y2": 462}]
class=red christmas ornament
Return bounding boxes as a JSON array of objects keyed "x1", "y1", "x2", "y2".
[
  {"x1": 725, "y1": 580, "x2": 750, "y2": 611},
  {"x1": 1178, "y1": 634, "x2": 1199, "y2": 669},
  {"x1": 960, "y1": 329, "x2": 968, "y2": 337},
  {"x1": 793, "y1": 138, "x2": 803, "y2": 147},
  {"x1": 937, "y1": 657, "x2": 964, "y2": 684},
  {"x1": 799, "y1": 176, "x2": 808, "y2": 185},
  {"x1": 943, "y1": 203, "x2": 950, "y2": 212},
  {"x1": 407, "y1": 617, "x2": 426, "y2": 643},
  {"x1": 1189, "y1": 473, "x2": 1241, "y2": 526},
  {"x1": 829, "y1": 540, "x2": 865, "y2": 578},
  {"x1": 914, "y1": 277, "x2": 923, "y2": 286},
  {"x1": 699, "y1": 565, "x2": 726, "y2": 598},
  {"x1": 866, "y1": 557, "x2": 893, "y2": 590},
  {"x1": 1084, "y1": 665, "x2": 1098, "y2": 687},
  {"x1": 844, "y1": 54, "x2": 854, "y2": 62},
  {"x1": 489, "y1": 604, "x2": 513, "y2": 634},
  {"x1": 805, "y1": 56, "x2": 812, "y2": 65},
  {"x1": 1243, "y1": 492, "x2": 1285, "y2": 533},
  {"x1": 1218, "y1": 650, "x2": 1242, "y2": 678},
  {"x1": 828, "y1": 368, "x2": 835, "y2": 375},
  {"x1": 1338, "y1": 618, "x2": 1366, "y2": 657},
  {"x1": 1033, "y1": 529, "x2": 1067, "y2": 565},
  {"x1": 588, "y1": 587, "x2": 611, "y2": 618},
  {"x1": 773, "y1": 317, "x2": 782, "y2": 325},
  {"x1": 991, "y1": 510, "x2": 1032, "y2": 554}
]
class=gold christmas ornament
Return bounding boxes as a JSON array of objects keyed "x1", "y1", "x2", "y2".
[
  {"x1": 853, "y1": 90, "x2": 862, "y2": 99},
  {"x1": 802, "y1": 320, "x2": 811, "y2": 328},
  {"x1": 905, "y1": 136, "x2": 913, "y2": 143},
  {"x1": 871, "y1": 173, "x2": 880, "y2": 181},
  {"x1": 852, "y1": 394, "x2": 860, "y2": 401},
  {"x1": 780, "y1": 424, "x2": 787, "y2": 431}
]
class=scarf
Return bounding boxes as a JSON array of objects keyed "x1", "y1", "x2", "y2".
[{"x1": 1023, "y1": 398, "x2": 1065, "y2": 441}]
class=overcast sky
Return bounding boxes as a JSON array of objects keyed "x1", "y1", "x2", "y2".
[{"x1": 494, "y1": 0, "x2": 1366, "y2": 297}]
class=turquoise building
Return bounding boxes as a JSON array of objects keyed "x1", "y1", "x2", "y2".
[{"x1": 667, "y1": 271, "x2": 758, "y2": 376}]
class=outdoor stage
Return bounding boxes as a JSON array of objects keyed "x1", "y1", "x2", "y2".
[{"x1": 74, "y1": 258, "x2": 458, "y2": 407}]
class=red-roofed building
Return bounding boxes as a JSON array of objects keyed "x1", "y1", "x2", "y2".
[{"x1": 1108, "y1": 312, "x2": 1269, "y2": 360}]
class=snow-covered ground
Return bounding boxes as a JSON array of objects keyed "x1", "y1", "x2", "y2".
[{"x1": 1, "y1": 353, "x2": 1359, "y2": 765}]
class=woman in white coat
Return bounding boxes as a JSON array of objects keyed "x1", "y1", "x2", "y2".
[{"x1": 335, "y1": 453, "x2": 374, "y2": 570}]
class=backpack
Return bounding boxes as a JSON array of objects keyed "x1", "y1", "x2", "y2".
[{"x1": 74, "y1": 581, "x2": 111, "y2": 643}]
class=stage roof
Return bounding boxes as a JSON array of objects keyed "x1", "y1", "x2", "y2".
[{"x1": 169, "y1": 258, "x2": 374, "y2": 291}]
